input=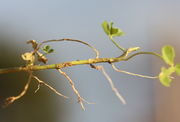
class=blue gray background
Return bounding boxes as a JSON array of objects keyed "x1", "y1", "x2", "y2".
[{"x1": 0, "y1": 0, "x2": 180, "y2": 122}]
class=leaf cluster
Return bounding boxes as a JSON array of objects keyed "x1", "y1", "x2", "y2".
[
  {"x1": 102, "y1": 21, "x2": 180, "y2": 87},
  {"x1": 159, "y1": 46, "x2": 180, "y2": 87},
  {"x1": 42, "y1": 45, "x2": 54, "y2": 54},
  {"x1": 102, "y1": 21, "x2": 124, "y2": 38}
]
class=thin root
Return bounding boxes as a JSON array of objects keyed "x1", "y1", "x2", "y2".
[
  {"x1": 111, "y1": 63, "x2": 158, "y2": 79},
  {"x1": 33, "y1": 75, "x2": 68, "y2": 99},
  {"x1": 91, "y1": 64, "x2": 126, "y2": 104},
  {"x1": 3, "y1": 71, "x2": 33, "y2": 107},
  {"x1": 57, "y1": 69, "x2": 92, "y2": 110}
]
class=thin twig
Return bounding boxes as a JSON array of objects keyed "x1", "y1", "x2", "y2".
[
  {"x1": 33, "y1": 75, "x2": 68, "y2": 99},
  {"x1": 36, "y1": 38, "x2": 100, "y2": 58},
  {"x1": 57, "y1": 69, "x2": 87, "y2": 110},
  {"x1": 123, "y1": 52, "x2": 163, "y2": 61},
  {"x1": 90, "y1": 64, "x2": 126, "y2": 104},
  {"x1": 109, "y1": 37, "x2": 126, "y2": 52},
  {"x1": 111, "y1": 63, "x2": 158, "y2": 79}
]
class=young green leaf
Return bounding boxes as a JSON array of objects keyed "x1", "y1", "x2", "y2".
[
  {"x1": 175, "y1": 63, "x2": 180, "y2": 76},
  {"x1": 109, "y1": 22, "x2": 124, "y2": 37},
  {"x1": 102, "y1": 21, "x2": 124, "y2": 37},
  {"x1": 42, "y1": 45, "x2": 54, "y2": 54},
  {"x1": 111, "y1": 27, "x2": 124, "y2": 37},
  {"x1": 159, "y1": 67, "x2": 175, "y2": 87},
  {"x1": 43, "y1": 45, "x2": 50, "y2": 53},
  {"x1": 102, "y1": 21, "x2": 110, "y2": 36},
  {"x1": 162, "y1": 45, "x2": 175, "y2": 66},
  {"x1": 44, "y1": 45, "x2": 50, "y2": 50},
  {"x1": 48, "y1": 49, "x2": 54, "y2": 53}
]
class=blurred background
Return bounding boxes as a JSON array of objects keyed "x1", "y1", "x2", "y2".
[{"x1": 0, "y1": 0, "x2": 180, "y2": 122}]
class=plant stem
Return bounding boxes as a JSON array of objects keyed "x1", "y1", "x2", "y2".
[
  {"x1": 0, "y1": 51, "x2": 162, "y2": 75},
  {"x1": 0, "y1": 57, "x2": 121, "y2": 74},
  {"x1": 124, "y1": 52, "x2": 163, "y2": 61},
  {"x1": 109, "y1": 36, "x2": 125, "y2": 52}
]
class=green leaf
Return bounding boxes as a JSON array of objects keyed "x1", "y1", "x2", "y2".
[
  {"x1": 43, "y1": 49, "x2": 48, "y2": 53},
  {"x1": 43, "y1": 45, "x2": 50, "y2": 53},
  {"x1": 102, "y1": 21, "x2": 124, "y2": 37},
  {"x1": 109, "y1": 22, "x2": 124, "y2": 37},
  {"x1": 42, "y1": 45, "x2": 54, "y2": 54},
  {"x1": 48, "y1": 49, "x2": 54, "y2": 53},
  {"x1": 159, "y1": 67, "x2": 175, "y2": 87},
  {"x1": 111, "y1": 27, "x2": 124, "y2": 37},
  {"x1": 162, "y1": 45, "x2": 175, "y2": 66},
  {"x1": 44, "y1": 45, "x2": 50, "y2": 50},
  {"x1": 175, "y1": 63, "x2": 180, "y2": 76},
  {"x1": 102, "y1": 21, "x2": 110, "y2": 36}
]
